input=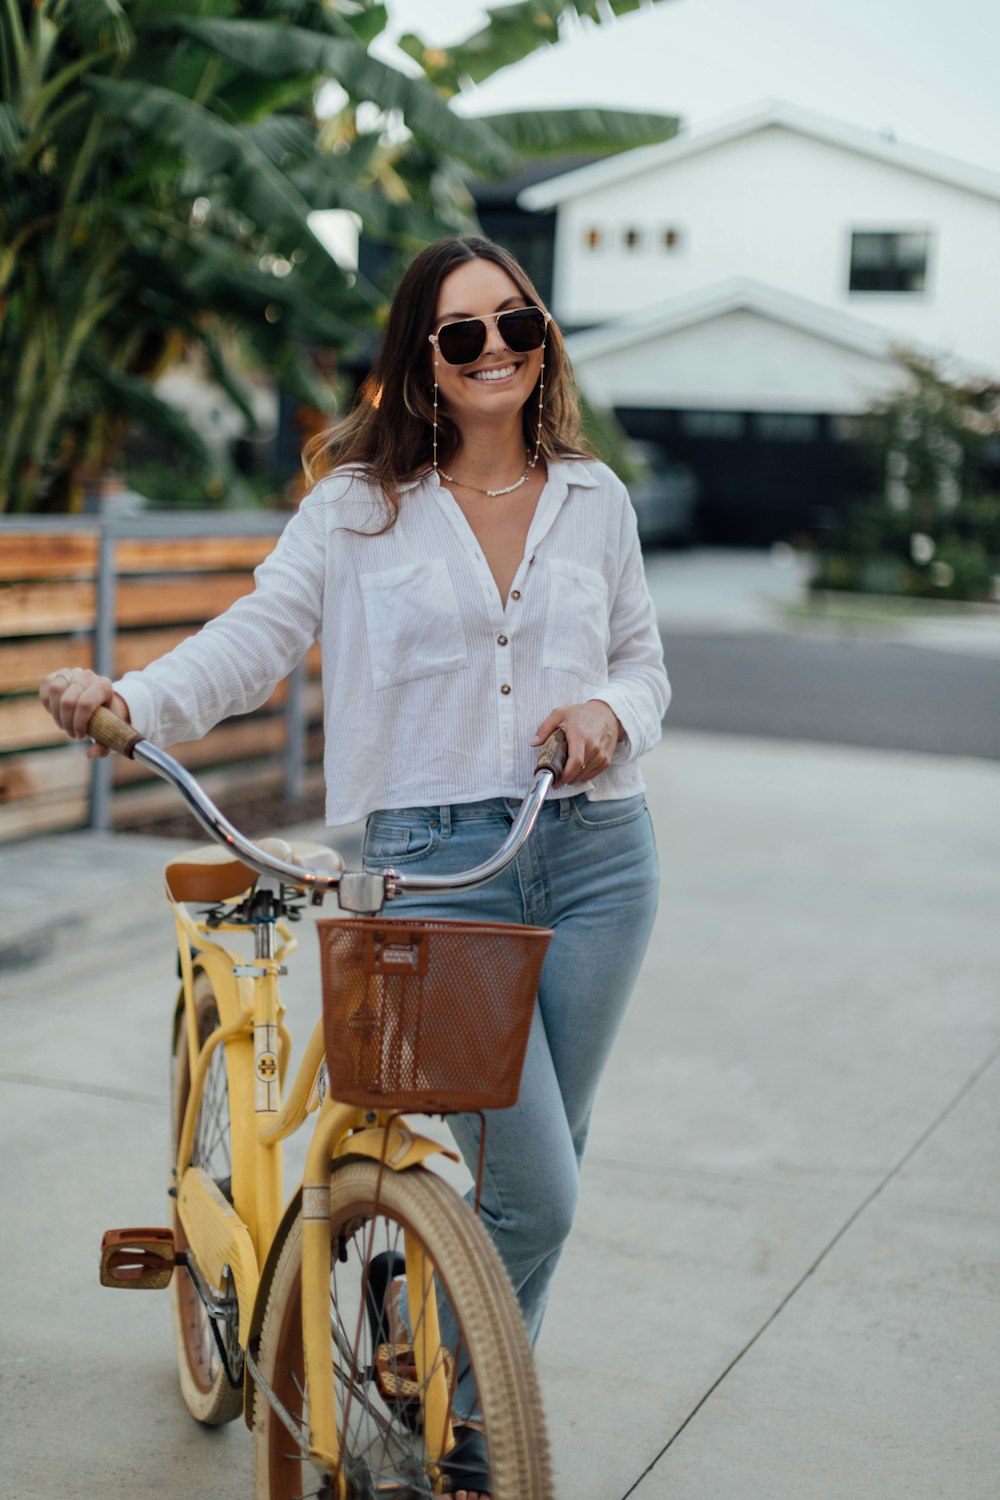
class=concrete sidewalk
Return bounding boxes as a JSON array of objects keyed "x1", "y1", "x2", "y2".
[
  {"x1": 644, "y1": 547, "x2": 1000, "y2": 658},
  {"x1": 2, "y1": 731, "x2": 998, "y2": 1499}
]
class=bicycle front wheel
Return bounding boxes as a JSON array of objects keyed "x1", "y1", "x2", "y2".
[
  {"x1": 169, "y1": 971, "x2": 244, "y2": 1425},
  {"x1": 252, "y1": 1158, "x2": 551, "y2": 1500}
]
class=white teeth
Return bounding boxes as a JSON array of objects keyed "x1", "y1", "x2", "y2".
[{"x1": 471, "y1": 365, "x2": 517, "y2": 381}]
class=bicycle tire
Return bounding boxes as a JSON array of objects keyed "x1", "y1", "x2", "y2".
[
  {"x1": 169, "y1": 971, "x2": 244, "y2": 1425},
  {"x1": 252, "y1": 1158, "x2": 552, "y2": 1500}
]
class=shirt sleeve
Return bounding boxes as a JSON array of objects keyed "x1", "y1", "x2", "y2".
[
  {"x1": 113, "y1": 492, "x2": 328, "y2": 748},
  {"x1": 593, "y1": 482, "x2": 670, "y2": 761}
]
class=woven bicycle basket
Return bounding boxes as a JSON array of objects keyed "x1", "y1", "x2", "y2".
[{"x1": 317, "y1": 918, "x2": 552, "y2": 1112}]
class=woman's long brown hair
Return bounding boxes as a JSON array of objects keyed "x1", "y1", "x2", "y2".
[{"x1": 302, "y1": 236, "x2": 591, "y2": 521}]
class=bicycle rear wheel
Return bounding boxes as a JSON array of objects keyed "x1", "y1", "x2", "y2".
[
  {"x1": 252, "y1": 1158, "x2": 551, "y2": 1500},
  {"x1": 169, "y1": 971, "x2": 243, "y2": 1425}
]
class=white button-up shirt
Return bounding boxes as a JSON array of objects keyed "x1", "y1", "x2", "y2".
[{"x1": 116, "y1": 459, "x2": 670, "y2": 824}]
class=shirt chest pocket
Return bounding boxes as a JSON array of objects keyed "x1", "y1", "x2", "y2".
[
  {"x1": 359, "y1": 558, "x2": 469, "y2": 691},
  {"x1": 542, "y1": 558, "x2": 610, "y2": 682}
]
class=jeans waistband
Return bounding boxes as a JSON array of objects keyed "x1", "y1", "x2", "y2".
[{"x1": 373, "y1": 795, "x2": 578, "y2": 834}]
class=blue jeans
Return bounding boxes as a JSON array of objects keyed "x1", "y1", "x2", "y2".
[{"x1": 362, "y1": 792, "x2": 659, "y2": 1417}]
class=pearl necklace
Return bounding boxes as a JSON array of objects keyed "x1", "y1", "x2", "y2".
[{"x1": 438, "y1": 454, "x2": 531, "y2": 497}]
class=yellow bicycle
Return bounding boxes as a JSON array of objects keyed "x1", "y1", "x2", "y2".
[{"x1": 89, "y1": 706, "x2": 566, "y2": 1500}]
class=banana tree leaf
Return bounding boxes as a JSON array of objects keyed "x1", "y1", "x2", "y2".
[
  {"x1": 215, "y1": 73, "x2": 318, "y2": 122},
  {"x1": 244, "y1": 114, "x2": 317, "y2": 169},
  {"x1": 401, "y1": 0, "x2": 670, "y2": 91},
  {"x1": 335, "y1": 3, "x2": 390, "y2": 50},
  {"x1": 171, "y1": 234, "x2": 368, "y2": 346},
  {"x1": 199, "y1": 328, "x2": 260, "y2": 433},
  {"x1": 481, "y1": 106, "x2": 679, "y2": 157},
  {"x1": 0, "y1": 103, "x2": 24, "y2": 152},
  {"x1": 287, "y1": 160, "x2": 475, "y2": 245},
  {"x1": 82, "y1": 351, "x2": 211, "y2": 463},
  {"x1": 163, "y1": 17, "x2": 516, "y2": 175},
  {"x1": 61, "y1": 0, "x2": 134, "y2": 57},
  {"x1": 85, "y1": 75, "x2": 317, "y2": 239}
]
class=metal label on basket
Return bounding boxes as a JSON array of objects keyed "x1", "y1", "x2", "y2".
[
  {"x1": 371, "y1": 929, "x2": 428, "y2": 974},
  {"x1": 380, "y1": 943, "x2": 419, "y2": 968}
]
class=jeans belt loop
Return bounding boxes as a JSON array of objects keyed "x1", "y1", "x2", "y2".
[
  {"x1": 558, "y1": 795, "x2": 573, "y2": 821},
  {"x1": 439, "y1": 804, "x2": 452, "y2": 837}
]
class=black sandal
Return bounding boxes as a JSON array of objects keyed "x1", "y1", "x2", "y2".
[{"x1": 440, "y1": 1424, "x2": 491, "y2": 1496}]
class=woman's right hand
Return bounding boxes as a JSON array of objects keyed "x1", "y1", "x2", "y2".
[{"x1": 39, "y1": 668, "x2": 131, "y2": 758}]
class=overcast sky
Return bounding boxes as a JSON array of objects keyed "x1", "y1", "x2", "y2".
[{"x1": 378, "y1": 0, "x2": 1000, "y2": 173}]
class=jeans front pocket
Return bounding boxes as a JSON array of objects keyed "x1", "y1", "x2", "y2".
[
  {"x1": 569, "y1": 793, "x2": 648, "y2": 831},
  {"x1": 362, "y1": 814, "x2": 438, "y2": 866}
]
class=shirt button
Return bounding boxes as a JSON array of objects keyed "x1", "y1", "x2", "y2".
[
  {"x1": 497, "y1": 634, "x2": 508, "y2": 646},
  {"x1": 510, "y1": 590, "x2": 521, "y2": 601},
  {"x1": 500, "y1": 683, "x2": 511, "y2": 696}
]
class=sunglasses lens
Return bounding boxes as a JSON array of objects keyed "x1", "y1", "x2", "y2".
[
  {"x1": 437, "y1": 319, "x2": 487, "y2": 365},
  {"x1": 499, "y1": 307, "x2": 547, "y2": 351}
]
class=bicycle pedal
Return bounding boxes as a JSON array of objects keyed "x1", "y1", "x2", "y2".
[
  {"x1": 99, "y1": 1227, "x2": 177, "y2": 1290},
  {"x1": 373, "y1": 1342, "x2": 455, "y2": 1413}
]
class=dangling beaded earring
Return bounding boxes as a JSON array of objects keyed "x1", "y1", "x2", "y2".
[
  {"x1": 529, "y1": 336, "x2": 546, "y2": 468},
  {"x1": 431, "y1": 355, "x2": 440, "y2": 474}
]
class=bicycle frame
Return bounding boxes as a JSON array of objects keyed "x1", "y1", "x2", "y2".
[{"x1": 171, "y1": 898, "x2": 461, "y2": 1483}]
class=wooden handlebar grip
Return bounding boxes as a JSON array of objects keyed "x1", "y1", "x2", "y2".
[
  {"x1": 534, "y1": 728, "x2": 568, "y2": 778},
  {"x1": 87, "y1": 706, "x2": 145, "y2": 759}
]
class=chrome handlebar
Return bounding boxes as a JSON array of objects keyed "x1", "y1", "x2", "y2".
[{"x1": 92, "y1": 710, "x2": 567, "y2": 916}]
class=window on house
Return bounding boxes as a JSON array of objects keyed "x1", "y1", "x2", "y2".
[
  {"x1": 584, "y1": 227, "x2": 602, "y2": 250},
  {"x1": 849, "y1": 231, "x2": 930, "y2": 293},
  {"x1": 680, "y1": 411, "x2": 745, "y2": 439},
  {"x1": 830, "y1": 415, "x2": 863, "y2": 442},
  {"x1": 624, "y1": 227, "x2": 642, "y2": 250},
  {"x1": 662, "y1": 228, "x2": 683, "y2": 251},
  {"x1": 753, "y1": 413, "x2": 819, "y2": 441}
]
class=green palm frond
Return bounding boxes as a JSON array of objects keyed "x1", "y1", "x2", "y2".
[
  {"x1": 400, "y1": 0, "x2": 671, "y2": 93},
  {"x1": 83, "y1": 351, "x2": 211, "y2": 463},
  {"x1": 481, "y1": 106, "x2": 679, "y2": 157},
  {"x1": 86, "y1": 75, "x2": 317, "y2": 237},
  {"x1": 167, "y1": 17, "x2": 516, "y2": 174},
  {"x1": 61, "y1": 0, "x2": 134, "y2": 58}
]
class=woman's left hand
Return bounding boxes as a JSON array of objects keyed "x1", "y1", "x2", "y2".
[{"x1": 532, "y1": 700, "x2": 624, "y2": 787}]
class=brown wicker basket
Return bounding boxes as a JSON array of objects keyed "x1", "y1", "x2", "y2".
[{"x1": 317, "y1": 918, "x2": 552, "y2": 1112}]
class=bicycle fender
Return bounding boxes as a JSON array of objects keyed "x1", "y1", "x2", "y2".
[
  {"x1": 244, "y1": 1186, "x2": 303, "y2": 1428},
  {"x1": 334, "y1": 1122, "x2": 461, "y2": 1173}
]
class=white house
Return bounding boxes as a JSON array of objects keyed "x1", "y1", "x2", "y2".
[{"x1": 519, "y1": 100, "x2": 1000, "y2": 540}]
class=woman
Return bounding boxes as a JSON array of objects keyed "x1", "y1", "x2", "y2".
[{"x1": 40, "y1": 235, "x2": 669, "y2": 1498}]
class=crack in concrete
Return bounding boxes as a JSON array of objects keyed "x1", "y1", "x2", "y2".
[{"x1": 0, "y1": 1069, "x2": 164, "y2": 1106}]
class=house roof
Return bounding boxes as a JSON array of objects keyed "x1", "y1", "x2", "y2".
[
  {"x1": 519, "y1": 99, "x2": 1000, "y2": 210},
  {"x1": 563, "y1": 276, "x2": 933, "y2": 365}
]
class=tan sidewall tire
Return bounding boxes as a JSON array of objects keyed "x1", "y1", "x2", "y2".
[
  {"x1": 252, "y1": 1159, "x2": 552, "y2": 1500},
  {"x1": 169, "y1": 970, "x2": 244, "y2": 1425}
]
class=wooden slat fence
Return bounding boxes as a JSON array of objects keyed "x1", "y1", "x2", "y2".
[{"x1": 0, "y1": 511, "x2": 323, "y2": 843}]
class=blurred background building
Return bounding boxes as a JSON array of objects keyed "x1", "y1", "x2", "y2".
[{"x1": 500, "y1": 101, "x2": 1000, "y2": 542}]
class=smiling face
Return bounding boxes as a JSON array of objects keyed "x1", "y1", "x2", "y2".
[{"x1": 430, "y1": 257, "x2": 545, "y2": 438}]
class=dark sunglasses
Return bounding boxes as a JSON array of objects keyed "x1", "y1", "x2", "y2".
[{"x1": 428, "y1": 305, "x2": 550, "y2": 366}]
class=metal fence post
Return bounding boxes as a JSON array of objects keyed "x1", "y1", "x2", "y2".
[{"x1": 89, "y1": 515, "x2": 117, "y2": 831}]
